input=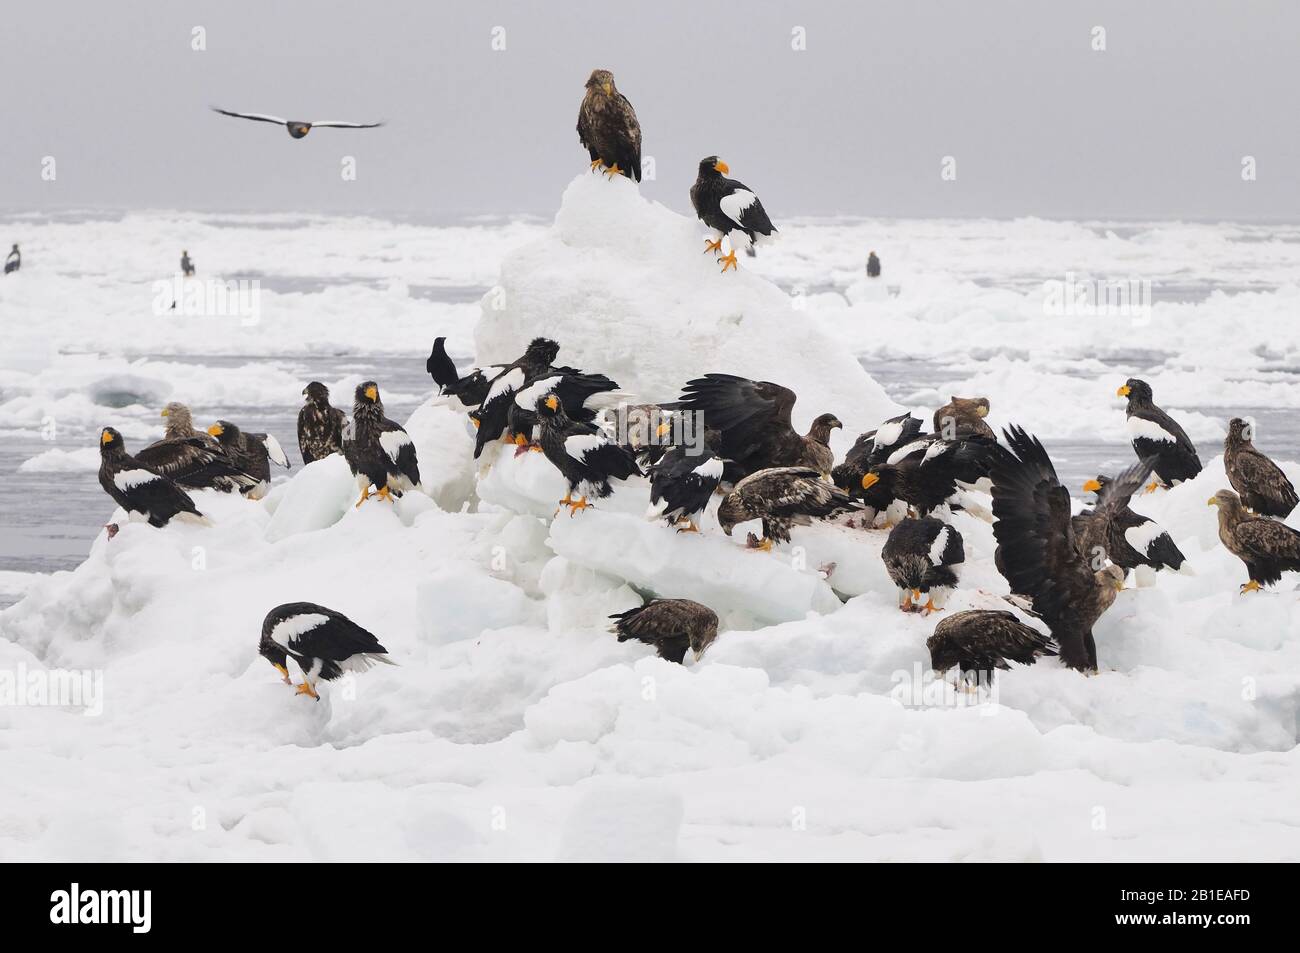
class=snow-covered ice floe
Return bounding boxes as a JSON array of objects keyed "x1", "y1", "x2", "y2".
[{"x1": 3, "y1": 181, "x2": 1300, "y2": 862}]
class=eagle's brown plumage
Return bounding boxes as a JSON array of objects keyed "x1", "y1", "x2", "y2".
[
  {"x1": 928, "y1": 610, "x2": 1058, "y2": 680},
  {"x1": 1224, "y1": 418, "x2": 1298, "y2": 519},
  {"x1": 298, "y1": 381, "x2": 347, "y2": 464},
  {"x1": 717, "y1": 466, "x2": 859, "y2": 550},
  {"x1": 933, "y1": 396, "x2": 994, "y2": 440},
  {"x1": 609, "y1": 599, "x2": 719, "y2": 664},
  {"x1": 1208, "y1": 489, "x2": 1300, "y2": 591},
  {"x1": 577, "y1": 69, "x2": 641, "y2": 181}
]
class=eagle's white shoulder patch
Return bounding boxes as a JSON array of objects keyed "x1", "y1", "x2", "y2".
[
  {"x1": 565, "y1": 433, "x2": 607, "y2": 462},
  {"x1": 379, "y1": 428, "x2": 412, "y2": 463},
  {"x1": 114, "y1": 469, "x2": 162, "y2": 491},
  {"x1": 270, "y1": 612, "x2": 330, "y2": 649},
  {"x1": 694, "y1": 456, "x2": 725, "y2": 480},
  {"x1": 719, "y1": 189, "x2": 758, "y2": 227},
  {"x1": 1124, "y1": 519, "x2": 1169, "y2": 554},
  {"x1": 485, "y1": 367, "x2": 525, "y2": 405},
  {"x1": 928, "y1": 526, "x2": 951, "y2": 565},
  {"x1": 1127, "y1": 415, "x2": 1176, "y2": 443}
]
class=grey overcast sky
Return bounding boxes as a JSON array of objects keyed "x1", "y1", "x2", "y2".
[{"x1": 1, "y1": 0, "x2": 1296, "y2": 221}]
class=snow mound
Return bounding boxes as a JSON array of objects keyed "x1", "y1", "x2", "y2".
[{"x1": 473, "y1": 174, "x2": 898, "y2": 432}]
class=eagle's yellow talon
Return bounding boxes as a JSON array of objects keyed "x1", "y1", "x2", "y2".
[
  {"x1": 295, "y1": 681, "x2": 319, "y2": 699},
  {"x1": 719, "y1": 250, "x2": 738, "y2": 272},
  {"x1": 1143, "y1": 480, "x2": 1161, "y2": 494},
  {"x1": 354, "y1": 486, "x2": 372, "y2": 508},
  {"x1": 604, "y1": 163, "x2": 622, "y2": 179},
  {"x1": 703, "y1": 238, "x2": 723, "y2": 255},
  {"x1": 590, "y1": 158, "x2": 604, "y2": 171},
  {"x1": 1240, "y1": 580, "x2": 1262, "y2": 594}
]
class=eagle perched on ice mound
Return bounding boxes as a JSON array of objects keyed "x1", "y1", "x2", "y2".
[
  {"x1": 691, "y1": 156, "x2": 777, "y2": 272},
  {"x1": 577, "y1": 69, "x2": 641, "y2": 181}
]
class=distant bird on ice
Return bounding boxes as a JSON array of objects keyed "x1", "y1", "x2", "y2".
[
  {"x1": 866, "y1": 251, "x2": 880, "y2": 278},
  {"x1": 210, "y1": 106, "x2": 384, "y2": 139},
  {"x1": 4, "y1": 244, "x2": 19, "y2": 274},
  {"x1": 180, "y1": 250, "x2": 194, "y2": 277},
  {"x1": 576, "y1": 69, "x2": 642, "y2": 181},
  {"x1": 259, "y1": 602, "x2": 395, "y2": 700},
  {"x1": 690, "y1": 156, "x2": 777, "y2": 272}
]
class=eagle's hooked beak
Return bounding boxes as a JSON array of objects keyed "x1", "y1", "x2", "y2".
[
  {"x1": 602, "y1": 82, "x2": 612, "y2": 95},
  {"x1": 207, "y1": 423, "x2": 223, "y2": 437},
  {"x1": 545, "y1": 395, "x2": 559, "y2": 412},
  {"x1": 1207, "y1": 496, "x2": 1219, "y2": 506},
  {"x1": 714, "y1": 159, "x2": 730, "y2": 175},
  {"x1": 692, "y1": 647, "x2": 705, "y2": 663},
  {"x1": 365, "y1": 385, "x2": 378, "y2": 401},
  {"x1": 100, "y1": 430, "x2": 113, "y2": 445},
  {"x1": 1116, "y1": 384, "x2": 1131, "y2": 397},
  {"x1": 273, "y1": 663, "x2": 291, "y2": 684},
  {"x1": 977, "y1": 405, "x2": 989, "y2": 417},
  {"x1": 1082, "y1": 479, "x2": 1102, "y2": 493},
  {"x1": 861, "y1": 472, "x2": 880, "y2": 491},
  {"x1": 160, "y1": 407, "x2": 169, "y2": 417}
]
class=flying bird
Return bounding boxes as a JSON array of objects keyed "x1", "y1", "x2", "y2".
[
  {"x1": 207, "y1": 420, "x2": 290, "y2": 499},
  {"x1": 1075, "y1": 459, "x2": 1186, "y2": 578},
  {"x1": 535, "y1": 392, "x2": 641, "y2": 515},
  {"x1": 1117, "y1": 379, "x2": 1202, "y2": 490},
  {"x1": 343, "y1": 381, "x2": 421, "y2": 507},
  {"x1": 98, "y1": 428, "x2": 210, "y2": 529},
  {"x1": 881, "y1": 516, "x2": 965, "y2": 614},
  {"x1": 647, "y1": 445, "x2": 725, "y2": 533},
  {"x1": 690, "y1": 156, "x2": 777, "y2": 271},
  {"x1": 576, "y1": 69, "x2": 642, "y2": 181},
  {"x1": 990, "y1": 426, "x2": 1127, "y2": 672},
  {"x1": 298, "y1": 382, "x2": 347, "y2": 465},
  {"x1": 927, "y1": 610, "x2": 1058, "y2": 685},
  {"x1": 210, "y1": 106, "x2": 383, "y2": 139},
  {"x1": 259, "y1": 602, "x2": 395, "y2": 700},
  {"x1": 1223, "y1": 417, "x2": 1297, "y2": 519},
  {"x1": 608, "y1": 599, "x2": 719, "y2": 664},
  {"x1": 717, "y1": 466, "x2": 860, "y2": 551},
  {"x1": 1207, "y1": 489, "x2": 1300, "y2": 593},
  {"x1": 671, "y1": 374, "x2": 839, "y2": 483}
]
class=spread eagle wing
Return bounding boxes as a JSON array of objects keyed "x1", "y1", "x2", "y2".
[
  {"x1": 671, "y1": 374, "x2": 798, "y2": 462},
  {"x1": 211, "y1": 107, "x2": 288, "y2": 125},
  {"x1": 1093, "y1": 457, "x2": 1156, "y2": 516},
  {"x1": 309, "y1": 119, "x2": 384, "y2": 129}
]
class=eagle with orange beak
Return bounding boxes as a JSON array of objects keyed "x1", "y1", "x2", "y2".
[
  {"x1": 342, "y1": 381, "x2": 421, "y2": 507},
  {"x1": 690, "y1": 156, "x2": 778, "y2": 272}
]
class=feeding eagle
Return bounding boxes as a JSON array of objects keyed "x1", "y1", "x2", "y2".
[
  {"x1": 990, "y1": 425, "x2": 1126, "y2": 672},
  {"x1": 576, "y1": 69, "x2": 641, "y2": 181},
  {"x1": 1223, "y1": 418, "x2": 1297, "y2": 519},
  {"x1": 297, "y1": 382, "x2": 347, "y2": 464},
  {"x1": 690, "y1": 156, "x2": 777, "y2": 271},
  {"x1": 881, "y1": 517, "x2": 964, "y2": 614},
  {"x1": 98, "y1": 428, "x2": 211, "y2": 529},
  {"x1": 928, "y1": 610, "x2": 1058, "y2": 684},
  {"x1": 1117, "y1": 379, "x2": 1202, "y2": 490},
  {"x1": 647, "y1": 445, "x2": 725, "y2": 533},
  {"x1": 210, "y1": 106, "x2": 383, "y2": 139},
  {"x1": 259, "y1": 602, "x2": 395, "y2": 700},
  {"x1": 609, "y1": 599, "x2": 719, "y2": 664},
  {"x1": 1207, "y1": 489, "x2": 1300, "y2": 593},
  {"x1": 717, "y1": 466, "x2": 860, "y2": 551},
  {"x1": 670, "y1": 374, "x2": 840, "y2": 483},
  {"x1": 832, "y1": 413, "x2": 925, "y2": 501}
]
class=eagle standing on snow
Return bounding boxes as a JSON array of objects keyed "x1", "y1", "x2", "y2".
[
  {"x1": 298, "y1": 382, "x2": 347, "y2": 464},
  {"x1": 927, "y1": 610, "x2": 1058, "y2": 684},
  {"x1": 881, "y1": 517, "x2": 964, "y2": 614},
  {"x1": 98, "y1": 427, "x2": 210, "y2": 529},
  {"x1": 210, "y1": 107, "x2": 383, "y2": 139},
  {"x1": 576, "y1": 69, "x2": 641, "y2": 181},
  {"x1": 1117, "y1": 379, "x2": 1202, "y2": 491},
  {"x1": 647, "y1": 445, "x2": 725, "y2": 533},
  {"x1": 259, "y1": 602, "x2": 395, "y2": 700},
  {"x1": 671, "y1": 374, "x2": 840, "y2": 483},
  {"x1": 508, "y1": 369, "x2": 622, "y2": 452},
  {"x1": 609, "y1": 599, "x2": 720, "y2": 664},
  {"x1": 717, "y1": 466, "x2": 860, "y2": 551},
  {"x1": 471, "y1": 338, "x2": 561, "y2": 458},
  {"x1": 343, "y1": 381, "x2": 421, "y2": 507},
  {"x1": 535, "y1": 392, "x2": 641, "y2": 515},
  {"x1": 1207, "y1": 489, "x2": 1300, "y2": 593},
  {"x1": 1075, "y1": 459, "x2": 1186, "y2": 577},
  {"x1": 1223, "y1": 418, "x2": 1297, "y2": 519},
  {"x1": 207, "y1": 421, "x2": 290, "y2": 499},
  {"x1": 991, "y1": 426, "x2": 1126, "y2": 672},
  {"x1": 690, "y1": 156, "x2": 777, "y2": 271}
]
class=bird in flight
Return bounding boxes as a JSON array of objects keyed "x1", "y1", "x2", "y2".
[{"x1": 210, "y1": 106, "x2": 384, "y2": 139}]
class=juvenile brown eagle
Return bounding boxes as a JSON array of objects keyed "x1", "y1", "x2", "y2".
[
  {"x1": 717, "y1": 466, "x2": 859, "y2": 551},
  {"x1": 928, "y1": 610, "x2": 1058, "y2": 683},
  {"x1": 298, "y1": 382, "x2": 347, "y2": 464},
  {"x1": 576, "y1": 69, "x2": 641, "y2": 181},
  {"x1": 609, "y1": 599, "x2": 719, "y2": 664}
]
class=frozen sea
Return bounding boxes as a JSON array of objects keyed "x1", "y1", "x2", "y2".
[{"x1": 2, "y1": 211, "x2": 1298, "y2": 590}]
